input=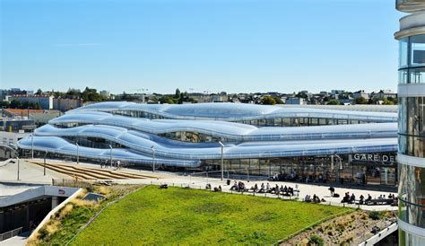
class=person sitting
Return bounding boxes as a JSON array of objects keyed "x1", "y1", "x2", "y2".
[
  {"x1": 205, "y1": 183, "x2": 211, "y2": 190},
  {"x1": 365, "y1": 194, "x2": 372, "y2": 203},
  {"x1": 288, "y1": 187, "x2": 294, "y2": 196},
  {"x1": 305, "y1": 194, "x2": 312, "y2": 202},
  {"x1": 313, "y1": 194, "x2": 320, "y2": 203},
  {"x1": 329, "y1": 186, "x2": 335, "y2": 196},
  {"x1": 266, "y1": 182, "x2": 270, "y2": 192},
  {"x1": 392, "y1": 196, "x2": 398, "y2": 206},
  {"x1": 350, "y1": 193, "x2": 356, "y2": 203},
  {"x1": 341, "y1": 192, "x2": 350, "y2": 203},
  {"x1": 252, "y1": 183, "x2": 258, "y2": 192},
  {"x1": 213, "y1": 185, "x2": 222, "y2": 192},
  {"x1": 259, "y1": 183, "x2": 265, "y2": 193},
  {"x1": 159, "y1": 184, "x2": 168, "y2": 189},
  {"x1": 230, "y1": 181, "x2": 238, "y2": 191},
  {"x1": 274, "y1": 184, "x2": 280, "y2": 195},
  {"x1": 239, "y1": 182, "x2": 246, "y2": 192},
  {"x1": 359, "y1": 194, "x2": 364, "y2": 205}
]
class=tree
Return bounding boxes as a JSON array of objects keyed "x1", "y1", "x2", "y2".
[
  {"x1": 327, "y1": 99, "x2": 341, "y2": 105},
  {"x1": 272, "y1": 96, "x2": 283, "y2": 104},
  {"x1": 35, "y1": 88, "x2": 43, "y2": 95},
  {"x1": 9, "y1": 100, "x2": 22, "y2": 109},
  {"x1": 383, "y1": 98, "x2": 395, "y2": 105},
  {"x1": 159, "y1": 96, "x2": 175, "y2": 104},
  {"x1": 261, "y1": 95, "x2": 276, "y2": 105},
  {"x1": 81, "y1": 87, "x2": 104, "y2": 102},
  {"x1": 0, "y1": 101, "x2": 10, "y2": 108},
  {"x1": 387, "y1": 97, "x2": 398, "y2": 104},
  {"x1": 175, "y1": 88, "x2": 181, "y2": 99},
  {"x1": 355, "y1": 96, "x2": 368, "y2": 104},
  {"x1": 295, "y1": 91, "x2": 308, "y2": 99},
  {"x1": 66, "y1": 88, "x2": 81, "y2": 99}
]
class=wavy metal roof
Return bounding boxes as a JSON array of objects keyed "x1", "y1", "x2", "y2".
[
  {"x1": 17, "y1": 102, "x2": 398, "y2": 168},
  {"x1": 47, "y1": 114, "x2": 397, "y2": 141},
  {"x1": 71, "y1": 102, "x2": 397, "y2": 122}
]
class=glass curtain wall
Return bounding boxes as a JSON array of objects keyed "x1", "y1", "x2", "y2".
[{"x1": 397, "y1": 34, "x2": 425, "y2": 245}]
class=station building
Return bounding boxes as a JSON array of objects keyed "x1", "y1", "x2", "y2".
[{"x1": 16, "y1": 102, "x2": 398, "y2": 187}]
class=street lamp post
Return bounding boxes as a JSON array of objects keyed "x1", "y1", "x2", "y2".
[
  {"x1": 76, "y1": 142, "x2": 79, "y2": 165},
  {"x1": 44, "y1": 151, "x2": 48, "y2": 176},
  {"x1": 109, "y1": 145, "x2": 113, "y2": 168},
  {"x1": 17, "y1": 156, "x2": 20, "y2": 181},
  {"x1": 151, "y1": 146, "x2": 156, "y2": 172},
  {"x1": 31, "y1": 134, "x2": 34, "y2": 159},
  {"x1": 218, "y1": 141, "x2": 224, "y2": 181}
]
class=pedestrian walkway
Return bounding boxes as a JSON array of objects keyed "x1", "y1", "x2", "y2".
[{"x1": 0, "y1": 158, "x2": 398, "y2": 212}]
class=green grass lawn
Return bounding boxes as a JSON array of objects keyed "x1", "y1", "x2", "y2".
[{"x1": 72, "y1": 186, "x2": 351, "y2": 245}]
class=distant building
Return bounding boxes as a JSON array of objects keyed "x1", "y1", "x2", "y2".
[
  {"x1": 2, "y1": 108, "x2": 61, "y2": 127},
  {"x1": 319, "y1": 91, "x2": 329, "y2": 96},
  {"x1": 211, "y1": 94, "x2": 228, "y2": 102},
  {"x1": 53, "y1": 98, "x2": 83, "y2": 112},
  {"x1": 331, "y1": 90, "x2": 345, "y2": 95},
  {"x1": 353, "y1": 90, "x2": 370, "y2": 100},
  {"x1": 8, "y1": 95, "x2": 54, "y2": 109},
  {"x1": 286, "y1": 97, "x2": 306, "y2": 105},
  {"x1": 0, "y1": 118, "x2": 35, "y2": 133},
  {"x1": 0, "y1": 130, "x2": 29, "y2": 149},
  {"x1": 372, "y1": 90, "x2": 397, "y2": 100}
]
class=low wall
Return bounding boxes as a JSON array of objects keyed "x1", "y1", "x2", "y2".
[{"x1": 26, "y1": 188, "x2": 84, "y2": 242}]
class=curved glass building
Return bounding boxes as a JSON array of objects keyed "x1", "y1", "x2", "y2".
[
  {"x1": 17, "y1": 102, "x2": 398, "y2": 185},
  {"x1": 395, "y1": 0, "x2": 425, "y2": 244}
]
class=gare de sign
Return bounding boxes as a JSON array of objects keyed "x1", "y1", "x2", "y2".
[{"x1": 352, "y1": 153, "x2": 396, "y2": 163}]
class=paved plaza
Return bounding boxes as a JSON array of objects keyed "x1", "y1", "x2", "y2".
[
  {"x1": 0, "y1": 158, "x2": 398, "y2": 245},
  {"x1": 1, "y1": 158, "x2": 398, "y2": 212}
]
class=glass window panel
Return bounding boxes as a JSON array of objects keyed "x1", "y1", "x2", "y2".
[
  {"x1": 411, "y1": 35, "x2": 425, "y2": 66},
  {"x1": 409, "y1": 68, "x2": 425, "y2": 84},
  {"x1": 399, "y1": 97, "x2": 425, "y2": 137},
  {"x1": 399, "y1": 135, "x2": 425, "y2": 158},
  {"x1": 399, "y1": 70, "x2": 409, "y2": 84},
  {"x1": 400, "y1": 38, "x2": 409, "y2": 68}
]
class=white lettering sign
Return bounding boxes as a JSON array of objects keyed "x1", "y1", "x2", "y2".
[{"x1": 353, "y1": 153, "x2": 395, "y2": 163}]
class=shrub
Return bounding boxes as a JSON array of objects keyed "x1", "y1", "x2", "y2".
[
  {"x1": 369, "y1": 211, "x2": 381, "y2": 220},
  {"x1": 309, "y1": 234, "x2": 324, "y2": 246}
]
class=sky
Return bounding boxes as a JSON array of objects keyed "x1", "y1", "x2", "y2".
[{"x1": 0, "y1": 0, "x2": 402, "y2": 94}]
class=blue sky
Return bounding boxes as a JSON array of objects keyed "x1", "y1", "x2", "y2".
[{"x1": 1, "y1": 0, "x2": 401, "y2": 94}]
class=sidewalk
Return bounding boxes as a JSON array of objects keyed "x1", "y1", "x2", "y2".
[{"x1": 1, "y1": 159, "x2": 398, "y2": 211}]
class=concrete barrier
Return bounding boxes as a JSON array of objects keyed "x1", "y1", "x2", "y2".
[{"x1": 27, "y1": 188, "x2": 84, "y2": 242}]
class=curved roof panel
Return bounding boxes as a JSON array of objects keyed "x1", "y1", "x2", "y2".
[
  {"x1": 70, "y1": 102, "x2": 397, "y2": 122},
  {"x1": 48, "y1": 113, "x2": 397, "y2": 141}
]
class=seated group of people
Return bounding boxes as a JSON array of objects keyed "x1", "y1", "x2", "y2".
[
  {"x1": 249, "y1": 183, "x2": 296, "y2": 196},
  {"x1": 206, "y1": 184, "x2": 222, "y2": 192},
  {"x1": 230, "y1": 181, "x2": 248, "y2": 192},
  {"x1": 363, "y1": 193, "x2": 398, "y2": 205},
  {"x1": 305, "y1": 194, "x2": 324, "y2": 203},
  {"x1": 341, "y1": 192, "x2": 398, "y2": 206},
  {"x1": 341, "y1": 192, "x2": 357, "y2": 203}
]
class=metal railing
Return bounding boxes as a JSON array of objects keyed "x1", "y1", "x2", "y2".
[{"x1": 0, "y1": 227, "x2": 23, "y2": 242}]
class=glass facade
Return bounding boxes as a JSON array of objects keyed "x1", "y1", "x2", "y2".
[
  {"x1": 398, "y1": 35, "x2": 425, "y2": 84},
  {"x1": 396, "y1": 2, "x2": 425, "y2": 243}
]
